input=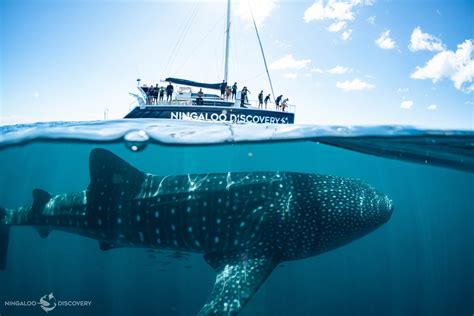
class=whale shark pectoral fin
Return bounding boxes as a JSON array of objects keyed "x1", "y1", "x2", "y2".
[
  {"x1": 199, "y1": 253, "x2": 278, "y2": 315},
  {"x1": 87, "y1": 148, "x2": 146, "y2": 203}
]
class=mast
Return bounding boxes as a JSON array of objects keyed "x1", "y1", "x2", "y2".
[{"x1": 223, "y1": 0, "x2": 231, "y2": 83}]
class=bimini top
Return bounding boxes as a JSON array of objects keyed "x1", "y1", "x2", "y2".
[{"x1": 165, "y1": 77, "x2": 224, "y2": 90}]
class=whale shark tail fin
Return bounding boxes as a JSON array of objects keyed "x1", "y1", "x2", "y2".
[
  {"x1": 0, "y1": 207, "x2": 10, "y2": 270},
  {"x1": 199, "y1": 252, "x2": 278, "y2": 315},
  {"x1": 87, "y1": 148, "x2": 146, "y2": 205}
]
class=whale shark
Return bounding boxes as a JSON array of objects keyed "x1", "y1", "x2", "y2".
[{"x1": 0, "y1": 148, "x2": 394, "y2": 315}]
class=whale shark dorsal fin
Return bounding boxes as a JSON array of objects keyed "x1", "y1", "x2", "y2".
[
  {"x1": 88, "y1": 148, "x2": 145, "y2": 202},
  {"x1": 200, "y1": 252, "x2": 277, "y2": 315},
  {"x1": 32, "y1": 189, "x2": 51, "y2": 213},
  {"x1": 31, "y1": 189, "x2": 52, "y2": 238}
]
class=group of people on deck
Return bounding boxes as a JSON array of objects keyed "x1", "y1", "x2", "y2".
[
  {"x1": 220, "y1": 81, "x2": 239, "y2": 101},
  {"x1": 142, "y1": 81, "x2": 289, "y2": 111},
  {"x1": 143, "y1": 82, "x2": 174, "y2": 104},
  {"x1": 220, "y1": 81, "x2": 289, "y2": 112},
  {"x1": 257, "y1": 91, "x2": 289, "y2": 111}
]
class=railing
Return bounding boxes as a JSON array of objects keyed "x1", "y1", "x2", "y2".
[{"x1": 242, "y1": 98, "x2": 296, "y2": 113}]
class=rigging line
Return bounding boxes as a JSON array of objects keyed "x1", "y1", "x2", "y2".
[
  {"x1": 169, "y1": 5, "x2": 199, "y2": 75},
  {"x1": 163, "y1": 9, "x2": 191, "y2": 76},
  {"x1": 167, "y1": 5, "x2": 199, "y2": 76},
  {"x1": 249, "y1": 4, "x2": 276, "y2": 103},
  {"x1": 175, "y1": 16, "x2": 225, "y2": 74},
  {"x1": 166, "y1": 2, "x2": 198, "y2": 72},
  {"x1": 163, "y1": 1, "x2": 199, "y2": 77}
]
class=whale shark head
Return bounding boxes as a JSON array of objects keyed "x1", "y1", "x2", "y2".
[
  {"x1": 296, "y1": 176, "x2": 394, "y2": 256},
  {"x1": 322, "y1": 181, "x2": 394, "y2": 248}
]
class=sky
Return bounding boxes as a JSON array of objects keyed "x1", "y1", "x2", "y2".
[{"x1": 1, "y1": 0, "x2": 473, "y2": 128}]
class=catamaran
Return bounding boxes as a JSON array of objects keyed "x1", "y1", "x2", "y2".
[{"x1": 125, "y1": 0, "x2": 295, "y2": 124}]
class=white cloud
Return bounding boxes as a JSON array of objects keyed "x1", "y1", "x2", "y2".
[
  {"x1": 327, "y1": 21, "x2": 347, "y2": 32},
  {"x1": 311, "y1": 67, "x2": 324, "y2": 74},
  {"x1": 304, "y1": 0, "x2": 359, "y2": 22},
  {"x1": 273, "y1": 39, "x2": 292, "y2": 49},
  {"x1": 427, "y1": 104, "x2": 438, "y2": 110},
  {"x1": 336, "y1": 78, "x2": 375, "y2": 91},
  {"x1": 375, "y1": 30, "x2": 396, "y2": 50},
  {"x1": 411, "y1": 39, "x2": 474, "y2": 91},
  {"x1": 303, "y1": 0, "x2": 371, "y2": 38},
  {"x1": 367, "y1": 15, "x2": 376, "y2": 25},
  {"x1": 400, "y1": 100, "x2": 413, "y2": 109},
  {"x1": 270, "y1": 54, "x2": 311, "y2": 70},
  {"x1": 234, "y1": 0, "x2": 279, "y2": 27},
  {"x1": 409, "y1": 27, "x2": 445, "y2": 52},
  {"x1": 341, "y1": 29, "x2": 352, "y2": 41},
  {"x1": 327, "y1": 65, "x2": 352, "y2": 74},
  {"x1": 397, "y1": 87, "x2": 409, "y2": 93},
  {"x1": 283, "y1": 73, "x2": 298, "y2": 79}
]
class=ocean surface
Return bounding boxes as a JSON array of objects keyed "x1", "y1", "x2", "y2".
[{"x1": 0, "y1": 120, "x2": 473, "y2": 316}]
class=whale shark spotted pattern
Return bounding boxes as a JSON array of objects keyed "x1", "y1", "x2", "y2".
[{"x1": 0, "y1": 148, "x2": 394, "y2": 315}]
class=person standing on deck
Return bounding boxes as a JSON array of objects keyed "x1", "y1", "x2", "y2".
[
  {"x1": 258, "y1": 91, "x2": 264, "y2": 109},
  {"x1": 275, "y1": 95, "x2": 283, "y2": 110},
  {"x1": 197, "y1": 88, "x2": 204, "y2": 105},
  {"x1": 242, "y1": 86, "x2": 251, "y2": 103},
  {"x1": 240, "y1": 87, "x2": 250, "y2": 106},
  {"x1": 264, "y1": 94, "x2": 271, "y2": 109},
  {"x1": 220, "y1": 80, "x2": 226, "y2": 99},
  {"x1": 225, "y1": 86, "x2": 232, "y2": 100},
  {"x1": 232, "y1": 82, "x2": 237, "y2": 100},
  {"x1": 159, "y1": 86, "x2": 165, "y2": 102},
  {"x1": 153, "y1": 84, "x2": 159, "y2": 104},
  {"x1": 166, "y1": 82, "x2": 174, "y2": 102},
  {"x1": 282, "y1": 98, "x2": 289, "y2": 112}
]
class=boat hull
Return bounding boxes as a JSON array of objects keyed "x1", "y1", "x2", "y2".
[{"x1": 124, "y1": 106, "x2": 294, "y2": 124}]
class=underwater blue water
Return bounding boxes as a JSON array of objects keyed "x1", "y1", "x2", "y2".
[{"x1": 0, "y1": 121, "x2": 473, "y2": 316}]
